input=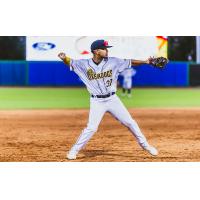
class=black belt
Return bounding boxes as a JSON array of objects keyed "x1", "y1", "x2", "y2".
[{"x1": 91, "y1": 92, "x2": 115, "y2": 98}]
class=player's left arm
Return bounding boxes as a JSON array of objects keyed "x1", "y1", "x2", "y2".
[{"x1": 131, "y1": 59, "x2": 150, "y2": 66}]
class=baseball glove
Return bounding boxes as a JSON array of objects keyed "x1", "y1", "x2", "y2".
[{"x1": 149, "y1": 57, "x2": 169, "y2": 69}]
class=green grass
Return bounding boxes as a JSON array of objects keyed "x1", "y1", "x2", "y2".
[
  {"x1": 0, "y1": 87, "x2": 200, "y2": 109},
  {"x1": 121, "y1": 88, "x2": 200, "y2": 108}
]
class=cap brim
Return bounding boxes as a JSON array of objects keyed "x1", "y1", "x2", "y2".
[
  {"x1": 91, "y1": 46, "x2": 113, "y2": 51},
  {"x1": 101, "y1": 46, "x2": 113, "y2": 49}
]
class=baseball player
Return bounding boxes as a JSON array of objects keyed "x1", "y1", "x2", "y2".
[
  {"x1": 58, "y1": 39, "x2": 158, "y2": 160},
  {"x1": 120, "y1": 68, "x2": 136, "y2": 98}
]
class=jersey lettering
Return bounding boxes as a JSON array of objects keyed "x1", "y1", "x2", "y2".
[{"x1": 87, "y1": 68, "x2": 112, "y2": 80}]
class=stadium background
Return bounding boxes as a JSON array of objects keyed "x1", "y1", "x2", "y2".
[
  {"x1": 0, "y1": 36, "x2": 200, "y2": 161},
  {"x1": 0, "y1": 36, "x2": 199, "y2": 87}
]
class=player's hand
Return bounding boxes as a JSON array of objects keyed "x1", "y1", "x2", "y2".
[
  {"x1": 147, "y1": 56, "x2": 154, "y2": 64},
  {"x1": 58, "y1": 52, "x2": 66, "y2": 60}
]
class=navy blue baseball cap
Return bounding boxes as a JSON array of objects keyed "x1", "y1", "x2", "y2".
[{"x1": 91, "y1": 40, "x2": 112, "y2": 51}]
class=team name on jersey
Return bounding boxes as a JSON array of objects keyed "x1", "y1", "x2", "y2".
[{"x1": 87, "y1": 69, "x2": 112, "y2": 80}]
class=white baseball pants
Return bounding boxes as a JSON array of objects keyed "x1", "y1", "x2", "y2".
[{"x1": 70, "y1": 94, "x2": 149, "y2": 153}]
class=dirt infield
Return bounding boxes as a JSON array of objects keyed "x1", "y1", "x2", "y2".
[{"x1": 0, "y1": 108, "x2": 200, "y2": 162}]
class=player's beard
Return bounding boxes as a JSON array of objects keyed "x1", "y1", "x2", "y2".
[{"x1": 104, "y1": 52, "x2": 108, "y2": 58}]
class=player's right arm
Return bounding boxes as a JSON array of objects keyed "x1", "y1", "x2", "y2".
[{"x1": 58, "y1": 52, "x2": 71, "y2": 66}]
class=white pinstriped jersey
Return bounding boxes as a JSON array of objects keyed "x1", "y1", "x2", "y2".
[{"x1": 70, "y1": 57, "x2": 131, "y2": 95}]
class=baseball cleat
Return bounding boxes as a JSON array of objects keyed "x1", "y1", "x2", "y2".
[
  {"x1": 67, "y1": 151, "x2": 77, "y2": 160},
  {"x1": 143, "y1": 145, "x2": 158, "y2": 156}
]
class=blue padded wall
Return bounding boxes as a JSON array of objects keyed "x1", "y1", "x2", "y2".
[
  {"x1": 121, "y1": 62, "x2": 189, "y2": 87},
  {"x1": 28, "y1": 61, "x2": 84, "y2": 86},
  {"x1": 0, "y1": 61, "x2": 27, "y2": 85},
  {"x1": 0, "y1": 61, "x2": 189, "y2": 87}
]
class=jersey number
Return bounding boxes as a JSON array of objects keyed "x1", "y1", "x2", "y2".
[{"x1": 106, "y1": 79, "x2": 112, "y2": 87}]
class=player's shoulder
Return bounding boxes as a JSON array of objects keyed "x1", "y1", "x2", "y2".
[
  {"x1": 79, "y1": 58, "x2": 90, "y2": 63},
  {"x1": 108, "y1": 57, "x2": 130, "y2": 62},
  {"x1": 108, "y1": 57, "x2": 119, "y2": 60},
  {"x1": 107, "y1": 57, "x2": 123, "y2": 62},
  {"x1": 72, "y1": 58, "x2": 90, "y2": 65}
]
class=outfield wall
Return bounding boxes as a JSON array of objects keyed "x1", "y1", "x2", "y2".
[
  {"x1": 0, "y1": 61, "x2": 28, "y2": 86},
  {"x1": 128, "y1": 62, "x2": 189, "y2": 87},
  {"x1": 0, "y1": 61, "x2": 194, "y2": 87},
  {"x1": 28, "y1": 61, "x2": 83, "y2": 86}
]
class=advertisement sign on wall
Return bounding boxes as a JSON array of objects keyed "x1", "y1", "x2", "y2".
[{"x1": 26, "y1": 36, "x2": 167, "y2": 61}]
